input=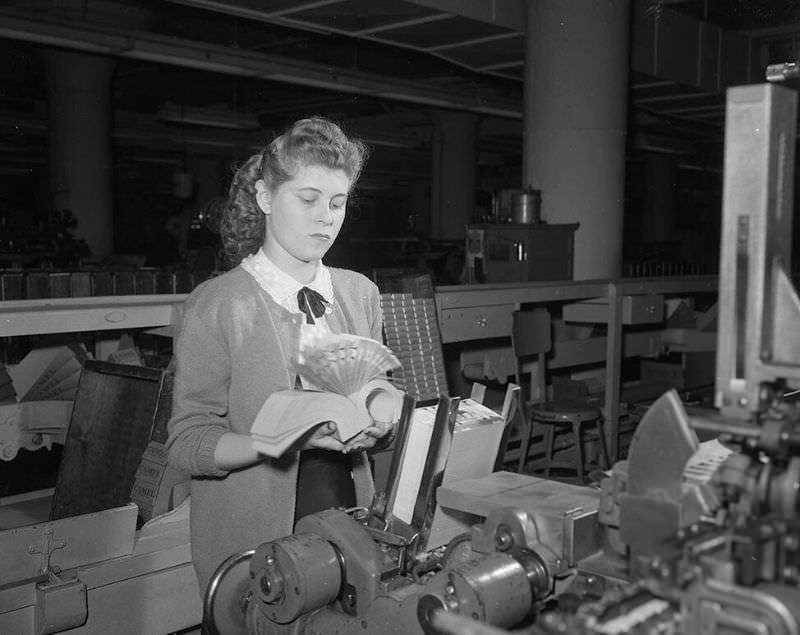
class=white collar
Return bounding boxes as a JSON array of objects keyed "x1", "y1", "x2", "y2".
[{"x1": 241, "y1": 248, "x2": 334, "y2": 315}]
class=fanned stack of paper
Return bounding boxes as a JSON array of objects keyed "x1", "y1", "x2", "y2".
[
  {"x1": 7, "y1": 344, "x2": 90, "y2": 402},
  {"x1": 0, "y1": 345, "x2": 90, "y2": 461},
  {"x1": 252, "y1": 333, "x2": 403, "y2": 458},
  {"x1": 251, "y1": 377, "x2": 402, "y2": 458},
  {"x1": 292, "y1": 332, "x2": 401, "y2": 394}
]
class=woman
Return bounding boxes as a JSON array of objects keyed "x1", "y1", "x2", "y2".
[{"x1": 166, "y1": 117, "x2": 394, "y2": 595}]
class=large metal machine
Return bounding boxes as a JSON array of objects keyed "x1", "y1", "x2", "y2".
[
  {"x1": 206, "y1": 79, "x2": 800, "y2": 635},
  {"x1": 530, "y1": 79, "x2": 800, "y2": 635}
]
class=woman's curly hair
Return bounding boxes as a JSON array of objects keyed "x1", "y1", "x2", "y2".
[{"x1": 220, "y1": 117, "x2": 369, "y2": 268}]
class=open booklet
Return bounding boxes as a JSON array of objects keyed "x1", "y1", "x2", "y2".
[{"x1": 251, "y1": 377, "x2": 403, "y2": 458}]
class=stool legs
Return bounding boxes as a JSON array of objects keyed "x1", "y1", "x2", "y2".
[
  {"x1": 516, "y1": 410, "x2": 533, "y2": 474},
  {"x1": 534, "y1": 417, "x2": 608, "y2": 484},
  {"x1": 543, "y1": 424, "x2": 555, "y2": 477},
  {"x1": 573, "y1": 420, "x2": 584, "y2": 484},
  {"x1": 595, "y1": 418, "x2": 611, "y2": 469}
]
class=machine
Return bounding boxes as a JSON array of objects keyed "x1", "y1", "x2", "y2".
[
  {"x1": 526, "y1": 78, "x2": 800, "y2": 634},
  {"x1": 206, "y1": 79, "x2": 800, "y2": 635}
]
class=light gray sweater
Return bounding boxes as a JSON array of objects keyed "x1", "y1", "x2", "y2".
[{"x1": 166, "y1": 265, "x2": 382, "y2": 593}]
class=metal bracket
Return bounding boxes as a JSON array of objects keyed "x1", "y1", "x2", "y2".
[
  {"x1": 28, "y1": 527, "x2": 67, "y2": 575},
  {"x1": 35, "y1": 572, "x2": 88, "y2": 635}
]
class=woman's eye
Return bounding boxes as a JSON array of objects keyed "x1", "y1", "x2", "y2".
[
  {"x1": 301, "y1": 197, "x2": 316, "y2": 205},
  {"x1": 331, "y1": 195, "x2": 347, "y2": 211}
]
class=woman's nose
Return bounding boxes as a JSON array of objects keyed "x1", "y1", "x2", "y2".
[{"x1": 314, "y1": 201, "x2": 335, "y2": 224}]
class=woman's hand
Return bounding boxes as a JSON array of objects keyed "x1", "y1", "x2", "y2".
[
  {"x1": 299, "y1": 421, "x2": 348, "y2": 452},
  {"x1": 344, "y1": 419, "x2": 395, "y2": 452},
  {"x1": 344, "y1": 386, "x2": 398, "y2": 452}
]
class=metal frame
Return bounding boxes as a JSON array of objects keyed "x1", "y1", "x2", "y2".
[
  {"x1": 715, "y1": 83, "x2": 800, "y2": 421},
  {"x1": 436, "y1": 275, "x2": 718, "y2": 461}
]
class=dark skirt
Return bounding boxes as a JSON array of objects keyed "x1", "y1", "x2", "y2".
[{"x1": 294, "y1": 449, "x2": 356, "y2": 524}]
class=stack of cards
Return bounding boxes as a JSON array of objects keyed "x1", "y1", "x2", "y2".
[
  {"x1": 7, "y1": 344, "x2": 90, "y2": 402},
  {"x1": 251, "y1": 378, "x2": 402, "y2": 458},
  {"x1": 380, "y1": 293, "x2": 448, "y2": 402}
]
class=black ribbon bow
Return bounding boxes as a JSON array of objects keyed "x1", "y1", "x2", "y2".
[{"x1": 297, "y1": 286, "x2": 327, "y2": 324}]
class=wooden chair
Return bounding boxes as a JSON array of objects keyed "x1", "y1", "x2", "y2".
[{"x1": 511, "y1": 309, "x2": 610, "y2": 483}]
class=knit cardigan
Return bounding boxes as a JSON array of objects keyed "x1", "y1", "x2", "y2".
[{"x1": 166, "y1": 265, "x2": 382, "y2": 594}]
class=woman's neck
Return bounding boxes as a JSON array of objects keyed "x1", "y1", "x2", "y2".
[
  {"x1": 286, "y1": 261, "x2": 317, "y2": 285},
  {"x1": 261, "y1": 246, "x2": 318, "y2": 285}
]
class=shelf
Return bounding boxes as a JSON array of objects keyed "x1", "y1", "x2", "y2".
[{"x1": 0, "y1": 294, "x2": 188, "y2": 338}]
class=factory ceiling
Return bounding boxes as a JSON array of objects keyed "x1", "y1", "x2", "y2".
[{"x1": 0, "y1": 0, "x2": 799, "y2": 182}]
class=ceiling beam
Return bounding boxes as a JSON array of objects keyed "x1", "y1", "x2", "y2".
[{"x1": 0, "y1": 8, "x2": 522, "y2": 119}]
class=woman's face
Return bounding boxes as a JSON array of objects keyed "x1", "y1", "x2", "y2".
[{"x1": 258, "y1": 164, "x2": 351, "y2": 274}]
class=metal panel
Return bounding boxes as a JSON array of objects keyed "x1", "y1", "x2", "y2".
[
  {"x1": 715, "y1": 83, "x2": 799, "y2": 420},
  {"x1": 439, "y1": 304, "x2": 515, "y2": 343},
  {"x1": 0, "y1": 504, "x2": 137, "y2": 586},
  {"x1": 562, "y1": 294, "x2": 664, "y2": 325}
]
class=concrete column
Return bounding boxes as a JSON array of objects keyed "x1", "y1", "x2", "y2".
[
  {"x1": 43, "y1": 50, "x2": 116, "y2": 258},
  {"x1": 523, "y1": 0, "x2": 630, "y2": 279},
  {"x1": 431, "y1": 111, "x2": 479, "y2": 240},
  {"x1": 642, "y1": 152, "x2": 678, "y2": 243}
]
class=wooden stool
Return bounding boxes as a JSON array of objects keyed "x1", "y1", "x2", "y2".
[{"x1": 528, "y1": 401, "x2": 610, "y2": 484}]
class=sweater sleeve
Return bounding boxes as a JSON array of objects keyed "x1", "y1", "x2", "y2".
[
  {"x1": 367, "y1": 280, "x2": 384, "y2": 343},
  {"x1": 165, "y1": 297, "x2": 231, "y2": 478}
]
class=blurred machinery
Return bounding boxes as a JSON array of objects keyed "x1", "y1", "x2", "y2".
[
  {"x1": 205, "y1": 81, "x2": 800, "y2": 635},
  {"x1": 526, "y1": 79, "x2": 800, "y2": 634}
]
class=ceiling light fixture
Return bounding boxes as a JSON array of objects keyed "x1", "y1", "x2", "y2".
[{"x1": 157, "y1": 102, "x2": 261, "y2": 130}]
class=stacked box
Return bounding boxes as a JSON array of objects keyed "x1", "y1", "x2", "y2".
[
  {"x1": 25, "y1": 271, "x2": 50, "y2": 299},
  {"x1": 70, "y1": 271, "x2": 92, "y2": 297},
  {"x1": 1, "y1": 270, "x2": 24, "y2": 300},
  {"x1": 91, "y1": 271, "x2": 113, "y2": 296},
  {"x1": 112, "y1": 271, "x2": 135, "y2": 295},
  {"x1": 49, "y1": 272, "x2": 71, "y2": 298}
]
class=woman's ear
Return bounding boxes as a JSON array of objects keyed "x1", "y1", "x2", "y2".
[{"x1": 255, "y1": 179, "x2": 271, "y2": 215}]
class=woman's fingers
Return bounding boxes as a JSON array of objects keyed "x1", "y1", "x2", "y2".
[
  {"x1": 318, "y1": 421, "x2": 337, "y2": 436},
  {"x1": 364, "y1": 420, "x2": 393, "y2": 438}
]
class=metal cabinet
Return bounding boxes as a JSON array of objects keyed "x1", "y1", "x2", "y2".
[{"x1": 466, "y1": 223, "x2": 578, "y2": 283}]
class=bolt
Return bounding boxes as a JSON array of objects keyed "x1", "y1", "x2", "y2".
[
  {"x1": 239, "y1": 591, "x2": 252, "y2": 614},
  {"x1": 495, "y1": 527, "x2": 513, "y2": 551},
  {"x1": 266, "y1": 555, "x2": 276, "y2": 567},
  {"x1": 445, "y1": 584, "x2": 456, "y2": 596},
  {"x1": 738, "y1": 397, "x2": 748, "y2": 407}
]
